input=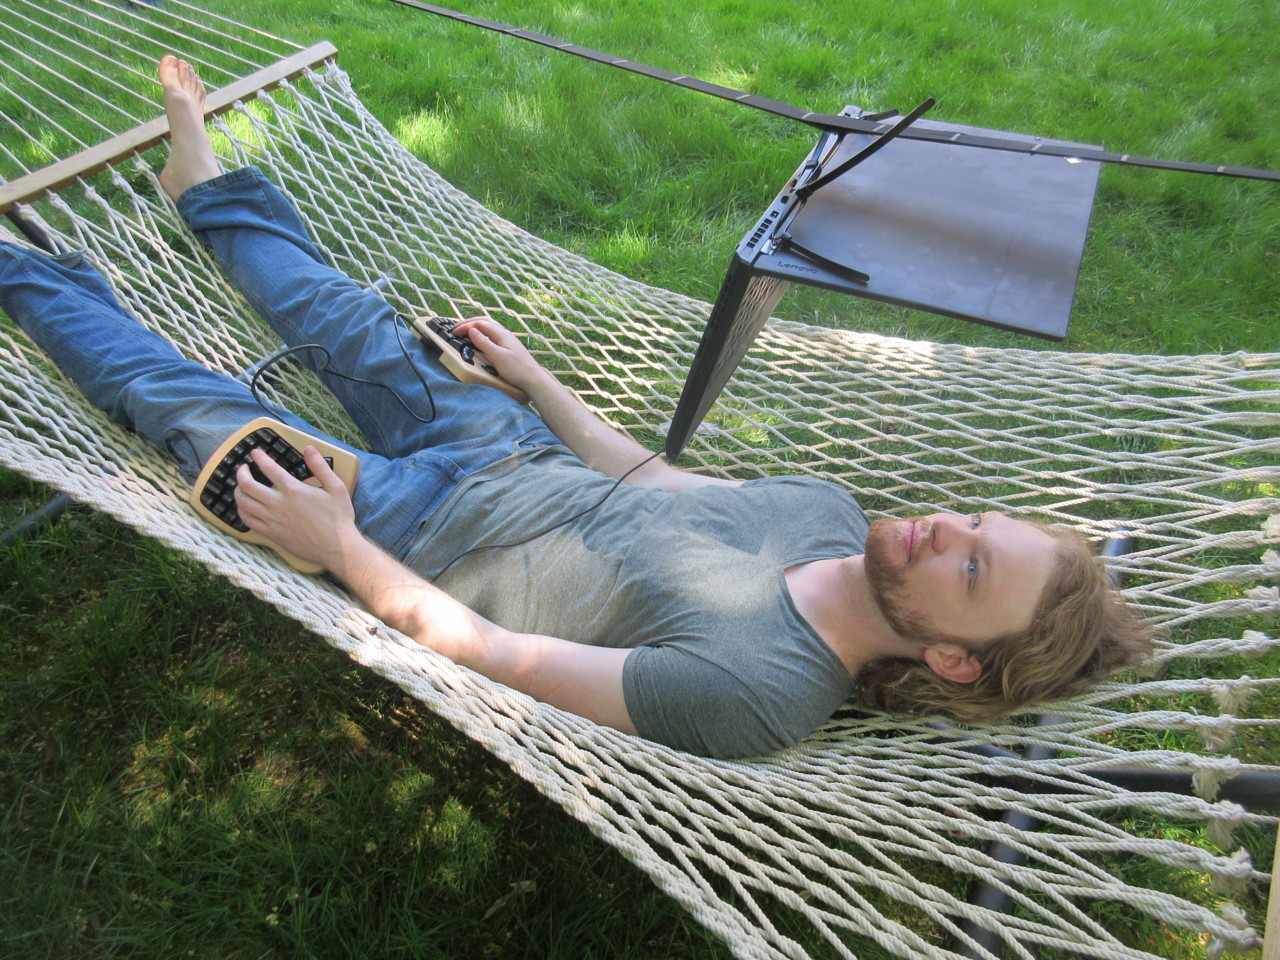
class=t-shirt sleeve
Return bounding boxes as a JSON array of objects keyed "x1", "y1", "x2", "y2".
[{"x1": 622, "y1": 645, "x2": 804, "y2": 759}]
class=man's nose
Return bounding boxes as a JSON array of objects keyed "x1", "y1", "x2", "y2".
[{"x1": 927, "y1": 513, "x2": 974, "y2": 553}]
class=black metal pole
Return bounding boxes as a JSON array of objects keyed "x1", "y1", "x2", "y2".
[
  {"x1": 3, "y1": 196, "x2": 61, "y2": 253},
  {"x1": 0, "y1": 492, "x2": 71, "y2": 548}
]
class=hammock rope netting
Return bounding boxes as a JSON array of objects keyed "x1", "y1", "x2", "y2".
[{"x1": 0, "y1": 2, "x2": 1276, "y2": 958}]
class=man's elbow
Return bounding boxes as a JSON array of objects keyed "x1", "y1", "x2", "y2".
[{"x1": 407, "y1": 603, "x2": 505, "y2": 666}]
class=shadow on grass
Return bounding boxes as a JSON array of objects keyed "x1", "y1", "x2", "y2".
[{"x1": 0, "y1": 471, "x2": 731, "y2": 959}]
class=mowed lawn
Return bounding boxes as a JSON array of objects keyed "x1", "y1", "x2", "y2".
[{"x1": 0, "y1": 1, "x2": 1276, "y2": 958}]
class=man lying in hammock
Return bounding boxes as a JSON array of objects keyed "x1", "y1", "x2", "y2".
[{"x1": 0, "y1": 57, "x2": 1153, "y2": 758}]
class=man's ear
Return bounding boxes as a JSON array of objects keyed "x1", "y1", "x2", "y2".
[{"x1": 922, "y1": 643, "x2": 983, "y2": 685}]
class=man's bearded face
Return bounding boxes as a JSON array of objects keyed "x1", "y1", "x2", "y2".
[{"x1": 861, "y1": 512, "x2": 1059, "y2": 653}]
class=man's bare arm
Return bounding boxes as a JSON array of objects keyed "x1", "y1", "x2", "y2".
[
  {"x1": 454, "y1": 318, "x2": 741, "y2": 491},
  {"x1": 233, "y1": 447, "x2": 637, "y2": 733}
]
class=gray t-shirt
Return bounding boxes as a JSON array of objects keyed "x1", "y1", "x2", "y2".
[{"x1": 404, "y1": 446, "x2": 868, "y2": 757}]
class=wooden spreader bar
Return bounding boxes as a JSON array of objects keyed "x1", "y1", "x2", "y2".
[{"x1": 0, "y1": 41, "x2": 338, "y2": 215}]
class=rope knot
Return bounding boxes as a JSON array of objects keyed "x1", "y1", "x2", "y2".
[
  {"x1": 1236, "y1": 630, "x2": 1275, "y2": 659},
  {"x1": 1190, "y1": 714, "x2": 1238, "y2": 754},
  {"x1": 1209, "y1": 679, "x2": 1254, "y2": 716},
  {"x1": 1262, "y1": 514, "x2": 1280, "y2": 542},
  {"x1": 1191, "y1": 756, "x2": 1242, "y2": 800},
  {"x1": 1205, "y1": 900, "x2": 1259, "y2": 958},
  {"x1": 1244, "y1": 585, "x2": 1279, "y2": 624},
  {"x1": 1205, "y1": 804, "x2": 1248, "y2": 854}
]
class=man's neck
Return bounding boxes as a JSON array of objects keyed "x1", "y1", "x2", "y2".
[{"x1": 785, "y1": 556, "x2": 912, "y2": 676}]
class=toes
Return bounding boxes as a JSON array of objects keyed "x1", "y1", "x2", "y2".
[
  {"x1": 179, "y1": 61, "x2": 205, "y2": 98},
  {"x1": 158, "y1": 55, "x2": 204, "y2": 97}
]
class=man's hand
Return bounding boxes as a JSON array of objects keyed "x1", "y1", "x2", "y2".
[
  {"x1": 451, "y1": 317, "x2": 550, "y2": 394},
  {"x1": 233, "y1": 446, "x2": 361, "y2": 570}
]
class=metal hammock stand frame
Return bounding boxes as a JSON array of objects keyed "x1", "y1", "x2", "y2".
[{"x1": 0, "y1": 2, "x2": 1277, "y2": 958}]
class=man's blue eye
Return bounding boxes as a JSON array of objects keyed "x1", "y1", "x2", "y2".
[
  {"x1": 971, "y1": 514, "x2": 982, "y2": 528},
  {"x1": 968, "y1": 560, "x2": 978, "y2": 577}
]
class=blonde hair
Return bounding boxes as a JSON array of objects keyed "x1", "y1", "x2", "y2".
[{"x1": 854, "y1": 528, "x2": 1156, "y2": 724}]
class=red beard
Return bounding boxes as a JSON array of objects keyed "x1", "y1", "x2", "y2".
[{"x1": 863, "y1": 517, "x2": 950, "y2": 645}]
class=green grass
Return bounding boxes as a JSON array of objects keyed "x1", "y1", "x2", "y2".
[
  {"x1": 0, "y1": 475, "x2": 727, "y2": 960},
  {"x1": 1, "y1": 0, "x2": 1277, "y2": 957},
  {"x1": 266, "y1": 0, "x2": 1277, "y2": 356}
]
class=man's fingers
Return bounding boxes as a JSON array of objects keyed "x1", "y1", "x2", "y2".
[
  {"x1": 234, "y1": 460, "x2": 266, "y2": 498},
  {"x1": 302, "y1": 446, "x2": 347, "y2": 494},
  {"x1": 449, "y1": 323, "x2": 502, "y2": 370},
  {"x1": 231, "y1": 469, "x2": 269, "y2": 531},
  {"x1": 232, "y1": 493, "x2": 264, "y2": 528},
  {"x1": 462, "y1": 329, "x2": 496, "y2": 362},
  {"x1": 454, "y1": 317, "x2": 508, "y2": 344},
  {"x1": 237, "y1": 447, "x2": 346, "y2": 497},
  {"x1": 251, "y1": 445, "x2": 288, "y2": 478}
]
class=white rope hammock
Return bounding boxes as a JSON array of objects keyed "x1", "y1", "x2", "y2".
[{"x1": 0, "y1": 2, "x2": 1276, "y2": 957}]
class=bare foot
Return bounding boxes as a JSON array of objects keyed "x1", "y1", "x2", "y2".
[{"x1": 157, "y1": 54, "x2": 223, "y2": 201}]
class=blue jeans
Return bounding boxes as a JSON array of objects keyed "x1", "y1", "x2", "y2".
[{"x1": 0, "y1": 167, "x2": 558, "y2": 559}]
